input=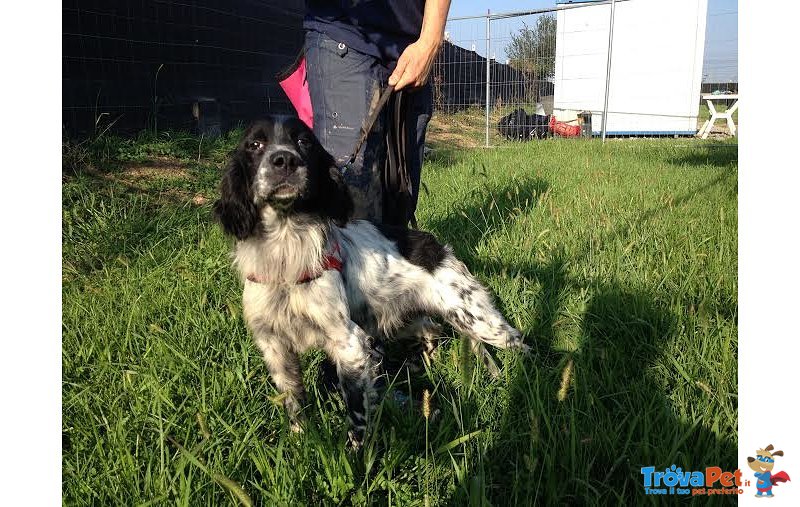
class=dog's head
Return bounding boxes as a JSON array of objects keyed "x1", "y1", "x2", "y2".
[{"x1": 214, "y1": 116, "x2": 352, "y2": 239}]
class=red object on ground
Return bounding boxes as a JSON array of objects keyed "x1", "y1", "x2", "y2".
[{"x1": 549, "y1": 115, "x2": 582, "y2": 137}]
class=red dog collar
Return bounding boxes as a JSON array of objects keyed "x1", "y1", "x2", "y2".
[{"x1": 247, "y1": 240, "x2": 343, "y2": 285}]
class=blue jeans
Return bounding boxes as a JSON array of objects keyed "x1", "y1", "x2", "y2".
[{"x1": 304, "y1": 30, "x2": 432, "y2": 223}]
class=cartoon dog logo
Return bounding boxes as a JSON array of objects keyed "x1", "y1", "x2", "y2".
[{"x1": 747, "y1": 444, "x2": 791, "y2": 497}]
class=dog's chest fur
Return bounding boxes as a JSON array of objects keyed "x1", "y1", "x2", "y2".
[
  {"x1": 234, "y1": 209, "x2": 327, "y2": 285},
  {"x1": 234, "y1": 217, "x2": 431, "y2": 353}
]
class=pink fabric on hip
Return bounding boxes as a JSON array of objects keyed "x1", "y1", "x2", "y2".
[{"x1": 278, "y1": 56, "x2": 313, "y2": 129}]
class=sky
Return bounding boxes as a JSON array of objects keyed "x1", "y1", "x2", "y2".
[{"x1": 445, "y1": 0, "x2": 738, "y2": 83}]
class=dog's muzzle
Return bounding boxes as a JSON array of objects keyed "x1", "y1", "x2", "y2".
[
  {"x1": 269, "y1": 149, "x2": 300, "y2": 174},
  {"x1": 255, "y1": 148, "x2": 307, "y2": 206}
]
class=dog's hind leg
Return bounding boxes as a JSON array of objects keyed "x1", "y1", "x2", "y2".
[
  {"x1": 324, "y1": 319, "x2": 381, "y2": 450},
  {"x1": 423, "y1": 254, "x2": 529, "y2": 353},
  {"x1": 253, "y1": 333, "x2": 307, "y2": 432}
]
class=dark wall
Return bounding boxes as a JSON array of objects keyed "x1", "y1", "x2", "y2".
[
  {"x1": 63, "y1": 0, "x2": 305, "y2": 137},
  {"x1": 433, "y1": 41, "x2": 552, "y2": 112}
]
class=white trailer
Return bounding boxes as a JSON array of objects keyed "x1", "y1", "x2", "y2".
[{"x1": 553, "y1": 0, "x2": 708, "y2": 135}]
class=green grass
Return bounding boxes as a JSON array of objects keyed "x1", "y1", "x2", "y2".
[
  {"x1": 63, "y1": 131, "x2": 738, "y2": 505},
  {"x1": 428, "y1": 103, "x2": 551, "y2": 148}
]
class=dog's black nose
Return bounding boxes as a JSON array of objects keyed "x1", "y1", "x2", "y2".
[{"x1": 270, "y1": 150, "x2": 299, "y2": 172}]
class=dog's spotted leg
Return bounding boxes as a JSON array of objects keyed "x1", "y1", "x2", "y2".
[
  {"x1": 253, "y1": 333, "x2": 307, "y2": 432},
  {"x1": 324, "y1": 319, "x2": 380, "y2": 450},
  {"x1": 428, "y1": 256, "x2": 529, "y2": 353}
]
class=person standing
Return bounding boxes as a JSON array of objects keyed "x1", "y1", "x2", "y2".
[{"x1": 303, "y1": 0, "x2": 451, "y2": 223}]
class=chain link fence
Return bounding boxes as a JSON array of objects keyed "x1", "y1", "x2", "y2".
[
  {"x1": 428, "y1": 0, "x2": 737, "y2": 149},
  {"x1": 62, "y1": 0, "x2": 305, "y2": 138}
]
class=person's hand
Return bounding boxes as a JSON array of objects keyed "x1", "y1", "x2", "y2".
[{"x1": 388, "y1": 37, "x2": 441, "y2": 91}]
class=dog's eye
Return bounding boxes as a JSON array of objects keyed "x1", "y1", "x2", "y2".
[
  {"x1": 247, "y1": 140, "x2": 264, "y2": 151},
  {"x1": 297, "y1": 137, "x2": 311, "y2": 148}
]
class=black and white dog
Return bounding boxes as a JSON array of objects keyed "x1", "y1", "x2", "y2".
[{"x1": 214, "y1": 116, "x2": 527, "y2": 447}]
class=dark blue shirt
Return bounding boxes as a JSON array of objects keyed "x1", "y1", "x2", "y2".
[{"x1": 304, "y1": 0, "x2": 425, "y2": 66}]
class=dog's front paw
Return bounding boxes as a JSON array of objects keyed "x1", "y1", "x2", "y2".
[
  {"x1": 505, "y1": 328, "x2": 530, "y2": 353},
  {"x1": 509, "y1": 340, "x2": 531, "y2": 354}
]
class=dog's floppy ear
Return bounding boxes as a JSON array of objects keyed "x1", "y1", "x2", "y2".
[
  {"x1": 321, "y1": 163, "x2": 353, "y2": 227},
  {"x1": 213, "y1": 153, "x2": 259, "y2": 240}
]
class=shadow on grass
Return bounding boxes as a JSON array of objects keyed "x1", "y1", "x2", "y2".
[
  {"x1": 635, "y1": 167, "x2": 737, "y2": 231},
  {"x1": 424, "y1": 142, "x2": 477, "y2": 170},
  {"x1": 461, "y1": 283, "x2": 737, "y2": 504},
  {"x1": 427, "y1": 176, "x2": 550, "y2": 261},
  {"x1": 413, "y1": 172, "x2": 737, "y2": 504},
  {"x1": 667, "y1": 140, "x2": 738, "y2": 169}
]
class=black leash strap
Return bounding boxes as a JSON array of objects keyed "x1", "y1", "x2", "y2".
[
  {"x1": 383, "y1": 90, "x2": 416, "y2": 228},
  {"x1": 341, "y1": 83, "x2": 416, "y2": 228},
  {"x1": 344, "y1": 84, "x2": 395, "y2": 167}
]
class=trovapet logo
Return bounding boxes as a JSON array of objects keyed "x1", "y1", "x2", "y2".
[
  {"x1": 641, "y1": 444, "x2": 793, "y2": 497},
  {"x1": 640, "y1": 465, "x2": 745, "y2": 496},
  {"x1": 746, "y1": 444, "x2": 791, "y2": 498}
]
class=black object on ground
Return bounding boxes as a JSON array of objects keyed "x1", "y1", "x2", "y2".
[{"x1": 497, "y1": 108, "x2": 551, "y2": 141}]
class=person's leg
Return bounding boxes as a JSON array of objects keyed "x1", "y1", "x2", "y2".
[
  {"x1": 304, "y1": 30, "x2": 389, "y2": 222},
  {"x1": 403, "y1": 82, "x2": 433, "y2": 223}
]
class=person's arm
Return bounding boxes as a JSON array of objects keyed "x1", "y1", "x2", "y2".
[{"x1": 388, "y1": 0, "x2": 451, "y2": 91}]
